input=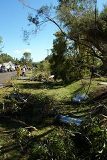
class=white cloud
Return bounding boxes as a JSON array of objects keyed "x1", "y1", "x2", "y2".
[
  {"x1": 23, "y1": 48, "x2": 31, "y2": 53},
  {"x1": 13, "y1": 48, "x2": 32, "y2": 59},
  {"x1": 14, "y1": 48, "x2": 31, "y2": 54},
  {"x1": 14, "y1": 48, "x2": 31, "y2": 55},
  {"x1": 14, "y1": 49, "x2": 22, "y2": 54}
]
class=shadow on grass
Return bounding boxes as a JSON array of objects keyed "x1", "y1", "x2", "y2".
[
  {"x1": 0, "y1": 83, "x2": 90, "y2": 131},
  {"x1": 19, "y1": 81, "x2": 71, "y2": 90},
  {"x1": 61, "y1": 86, "x2": 86, "y2": 106},
  {"x1": 0, "y1": 127, "x2": 55, "y2": 159},
  {"x1": 0, "y1": 91, "x2": 57, "y2": 132},
  {"x1": 0, "y1": 143, "x2": 18, "y2": 155},
  {"x1": 0, "y1": 84, "x2": 88, "y2": 131}
]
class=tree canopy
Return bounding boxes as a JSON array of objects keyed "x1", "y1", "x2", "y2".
[
  {"x1": 20, "y1": 52, "x2": 32, "y2": 67},
  {"x1": 57, "y1": 0, "x2": 107, "y2": 73},
  {"x1": 49, "y1": 32, "x2": 67, "y2": 80},
  {"x1": 0, "y1": 53, "x2": 15, "y2": 64},
  {"x1": 19, "y1": 0, "x2": 107, "y2": 76}
]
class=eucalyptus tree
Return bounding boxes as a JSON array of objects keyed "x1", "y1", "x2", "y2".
[
  {"x1": 18, "y1": 0, "x2": 107, "y2": 74},
  {"x1": 20, "y1": 52, "x2": 32, "y2": 67},
  {"x1": 57, "y1": 0, "x2": 107, "y2": 74},
  {"x1": 23, "y1": 52, "x2": 31, "y2": 61},
  {"x1": 49, "y1": 31, "x2": 68, "y2": 81}
]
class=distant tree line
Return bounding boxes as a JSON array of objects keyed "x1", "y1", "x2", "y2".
[
  {"x1": 0, "y1": 53, "x2": 15, "y2": 64},
  {"x1": 0, "y1": 50, "x2": 33, "y2": 68}
]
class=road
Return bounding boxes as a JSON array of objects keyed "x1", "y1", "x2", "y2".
[{"x1": 0, "y1": 71, "x2": 16, "y2": 84}]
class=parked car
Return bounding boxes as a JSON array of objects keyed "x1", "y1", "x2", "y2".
[
  {"x1": 0, "y1": 61, "x2": 16, "y2": 72},
  {"x1": 0, "y1": 65, "x2": 7, "y2": 72},
  {"x1": 9, "y1": 65, "x2": 15, "y2": 72}
]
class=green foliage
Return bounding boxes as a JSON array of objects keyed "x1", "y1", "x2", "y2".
[
  {"x1": 16, "y1": 128, "x2": 30, "y2": 141},
  {"x1": 80, "y1": 117, "x2": 107, "y2": 159},
  {"x1": 3, "y1": 90, "x2": 56, "y2": 124},
  {"x1": 27, "y1": 93, "x2": 56, "y2": 118},
  {"x1": 29, "y1": 129, "x2": 74, "y2": 160},
  {"x1": 23, "y1": 52, "x2": 31, "y2": 61},
  {"x1": 57, "y1": 0, "x2": 107, "y2": 74},
  {"x1": 49, "y1": 32, "x2": 92, "y2": 82},
  {"x1": 3, "y1": 99, "x2": 19, "y2": 113},
  {"x1": 46, "y1": 131, "x2": 67, "y2": 160},
  {"x1": 88, "y1": 118, "x2": 107, "y2": 151},
  {"x1": 21, "y1": 0, "x2": 107, "y2": 75},
  {"x1": 49, "y1": 32, "x2": 67, "y2": 81},
  {"x1": 13, "y1": 119, "x2": 107, "y2": 160},
  {"x1": 20, "y1": 52, "x2": 32, "y2": 67},
  {"x1": 33, "y1": 60, "x2": 51, "y2": 80},
  {"x1": 0, "y1": 53, "x2": 15, "y2": 64},
  {"x1": 1, "y1": 77, "x2": 107, "y2": 159},
  {"x1": 29, "y1": 143, "x2": 48, "y2": 160}
]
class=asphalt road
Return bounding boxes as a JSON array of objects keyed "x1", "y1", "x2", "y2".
[{"x1": 0, "y1": 71, "x2": 16, "y2": 84}]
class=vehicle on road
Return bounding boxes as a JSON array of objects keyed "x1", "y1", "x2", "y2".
[
  {"x1": 0, "y1": 65, "x2": 7, "y2": 72},
  {"x1": 0, "y1": 61, "x2": 15, "y2": 72}
]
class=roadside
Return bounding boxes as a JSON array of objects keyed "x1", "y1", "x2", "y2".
[
  {"x1": 0, "y1": 72, "x2": 16, "y2": 84},
  {"x1": 0, "y1": 77, "x2": 107, "y2": 159}
]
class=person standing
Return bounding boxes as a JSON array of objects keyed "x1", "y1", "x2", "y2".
[
  {"x1": 16, "y1": 65, "x2": 21, "y2": 77},
  {"x1": 22, "y1": 66, "x2": 26, "y2": 76}
]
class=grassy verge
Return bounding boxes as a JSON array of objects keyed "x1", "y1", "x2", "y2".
[{"x1": 0, "y1": 76, "x2": 107, "y2": 159}]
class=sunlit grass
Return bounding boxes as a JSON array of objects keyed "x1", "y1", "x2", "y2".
[
  {"x1": 11, "y1": 78, "x2": 102, "y2": 102},
  {"x1": 0, "y1": 76, "x2": 107, "y2": 159},
  {"x1": 0, "y1": 77, "x2": 106, "y2": 104}
]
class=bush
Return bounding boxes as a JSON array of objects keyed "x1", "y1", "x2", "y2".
[
  {"x1": 26, "y1": 93, "x2": 56, "y2": 118},
  {"x1": 79, "y1": 117, "x2": 107, "y2": 159},
  {"x1": 2, "y1": 92, "x2": 57, "y2": 124},
  {"x1": 29, "y1": 143, "x2": 48, "y2": 160},
  {"x1": 28, "y1": 129, "x2": 76, "y2": 160}
]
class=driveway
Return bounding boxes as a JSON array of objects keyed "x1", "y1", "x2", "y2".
[{"x1": 0, "y1": 71, "x2": 16, "y2": 84}]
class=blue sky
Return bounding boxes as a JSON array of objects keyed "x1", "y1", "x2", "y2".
[{"x1": 0, "y1": 0, "x2": 107, "y2": 62}]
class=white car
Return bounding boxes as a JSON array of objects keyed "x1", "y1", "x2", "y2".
[{"x1": 9, "y1": 65, "x2": 15, "y2": 71}]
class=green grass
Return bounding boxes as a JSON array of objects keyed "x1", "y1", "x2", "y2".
[
  {"x1": 11, "y1": 78, "x2": 102, "y2": 101},
  {"x1": 0, "y1": 76, "x2": 107, "y2": 159}
]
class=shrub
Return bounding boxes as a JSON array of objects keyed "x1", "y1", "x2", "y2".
[
  {"x1": 26, "y1": 93, "x2": 56, "y2": 118},
  {"x1": 29, "y1": 143, "x2": 48, "y2": 160}
]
